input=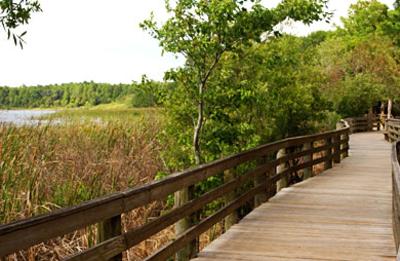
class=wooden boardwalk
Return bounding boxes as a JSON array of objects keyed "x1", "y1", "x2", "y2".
[{"x1": 195, "y1": 132, "x2": 397, "y2": 261}]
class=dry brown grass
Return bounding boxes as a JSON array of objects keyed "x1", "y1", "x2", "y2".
[{"x1": 0, "y1": 113, "x2": 176, "y2": 260}]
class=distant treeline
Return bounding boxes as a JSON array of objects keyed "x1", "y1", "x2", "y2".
[{"x1": 0, "y1": 80, "x2": 166, "y2": 108}]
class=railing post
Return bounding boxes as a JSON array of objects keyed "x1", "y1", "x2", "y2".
[
  {"x1": 367, "y1": 109, "x2": 374, "y2": 131},
  {"x1": 267, "y1": 156, "x2": 277, "y2": 199},
  {"x1": 343, "y1": 130, "x2": 349, "y2": 158},
  {"x1": 325, "y1": 137, "x2": 333, "y2": 170},
  {"x1": 175, "y1": 185, "x2": 198, "y2": 260},
  {"x1": 224, "y1": 169, "x2": 238, "y2": 231},
  {"x1": 334, "y1": 134, "x2": 341, "y2": 164},
  {"x1": 97, "y1": 215, "x2": 122, "y2": 261},
  {"x1": 302, "y1": 142, "x2": 313, "y2": 180},
  {"x1": 254, "y1": 156, "x2": 268, "y2": 208},
  {"x1": 277, "y1": 148, "x2": 288, "y2": 192}
]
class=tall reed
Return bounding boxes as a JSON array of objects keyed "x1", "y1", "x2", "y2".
[{"x1": 1, "y1": 112, "x2": 171, "y2": 260}]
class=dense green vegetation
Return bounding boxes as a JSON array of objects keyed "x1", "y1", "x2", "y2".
[
  {"x1": 0, "y1": 79, "x2": 164, "y2": 108},
  {"x1": 149, "y1": 0, "x2": 400, "y2": 174},
  {"x1": 2, "y1": 0, "x2": 400, "y2": 259}
]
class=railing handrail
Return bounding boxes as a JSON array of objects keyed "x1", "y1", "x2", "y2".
[
  {"x1": 0, "y1": 123, "x2": 351, "y2": 260},
  {"x1": 391, "y1": 141, "x2": 400, "y2": 252},
  {"x1": 344, "y1": 114, "x2": 382, "y2": 133},
  {"x1": 386, "y1": 119, "x2": 400, "y2": 142}
]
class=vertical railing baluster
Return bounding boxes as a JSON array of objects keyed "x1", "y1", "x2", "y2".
[
  {"x1": 325, "y1": 137, "x2": 333, "y2": 170},
  {"x1": 277, "y1": 148, "x2": 288, "y2": 192},
  {"x1": 303, "y1": 142, "x2": 313, "y2": 180},
  {"x1": 254, "y1": 155, "x2": 268, "y2": 208},
  {"x1": 98, "y1": 215, "x2": 122, "y2": 261},
  {"x1": 224, "y1": 169, "x2": 238, "y2": 231},
  {"x1": 334, "y1": 134, "x2": 341, "y2": 164},
  {"x1": 175, "y1": 185, "x2": 197, "y2": 260}
]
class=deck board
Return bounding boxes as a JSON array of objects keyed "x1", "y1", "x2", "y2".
[{"x1": 195, "y1": 132, "x2": 397, "y2": 261}]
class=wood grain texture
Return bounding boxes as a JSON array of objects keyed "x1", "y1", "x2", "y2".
[
  {"x1": 194, "y1": 132, "x2": 397, "y2": 261},
  {"x1": 0, "y1": 125, "x2": 349, "y2": 258}
]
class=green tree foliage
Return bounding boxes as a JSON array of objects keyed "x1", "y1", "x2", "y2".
[
  {"x1": 0, "y1": 0, "x2": 41, "y2": 47},
  {"x1": 131, "y1": 76, "x2": 165, "y2": 108},
  {"x1": 340, "y1": 0, "x2": 388, "y2": 35},
  {"x1": 337, "y1": 74, "x2": 384, "y2": 117},
  {"x1": 382, "y1": 0, "x2": 400, "y2": 46},
  {"x1": 0, "y1": 81, "x2": 164, "y2": 108},
  {"x1": 143, "y1": 0, "x2": 329, "y2": 166},
  {"x1": 314, "y1": 0, "x2": 400, "y2": 117}
]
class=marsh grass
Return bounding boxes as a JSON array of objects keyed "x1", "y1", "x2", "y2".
[
  {"x1": 39, "y1": 106, "x2": 160, "y2": 123},
  {"x1": 1, "y1": 106, "x2": 266, "y2": 260},
  {"x1": 0, "y1": 108, "x2": 175, "y2": 260}
]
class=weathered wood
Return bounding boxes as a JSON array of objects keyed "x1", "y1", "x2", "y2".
[
  {"x1": 67, "y1": 236, "x2": 126, "y2": 261},
  {"x1": 68, "y1": 164, "x2": 271, "y2": 261},
  {"x1": 224, "y1": 169, "x2": 238, "y2": 231},
  {"x1": 145, "y1": 184, "x2": 266, "y2": 261},
  {"x1": 386, "y1": 119, "x2": 400, "y2": 143},
  {"x1": 0, "y1": 192, "x2": 124, "y2": 257},
  {"x1": 270, "y1": 153, "x2": 334, "y2": 185},
  {"x1": 254, "y1": 156, "x2": 269, "y2": 207},
  {"x1": 325, "y1": 137, "x2": 333, "y2": 170},
  {"x1": 392, "y1": 141, "x2": 400, "y2": 252},
  {"x1": 0, "y1": 124, "x2": 350, "y2": 259},
  {"x1": 276, "y1": 148, "x2": 288, "y2": 192},
  {"x1": 368, "y1": 108, "x2": 374, "y2": 131},
  {"x1": 196, "y1": 132, "x2": 396, "y2": 261},
  {"x1": 97, "y1": 215, "x2": 122, "y2": 261},
  {"x1": 334, "y1": 134, "x2": 341, "y2": 164},
  {"x1": 302, "y1": 142, "x2": 313, "y2": 180},
  {"x1": 175, "y1": 186, "x2": 192, "y2": 261}
]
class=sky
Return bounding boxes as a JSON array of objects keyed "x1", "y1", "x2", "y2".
[{"x1": 0, "y1": 0, "x2": 395, "y2": 87}]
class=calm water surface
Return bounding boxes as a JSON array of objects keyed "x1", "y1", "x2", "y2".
[{"x1": 0, "y1": 110, "x2": 56, "y2": 125}]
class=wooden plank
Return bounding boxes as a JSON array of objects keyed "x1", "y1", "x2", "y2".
[
  {"x1": 0, "y1": 126, "x2": 349, "y2": 257},
  {"x1": 0, "y1": 125, "x2": 350, "y2": 258},
  {"x1": 97, "y1": 215, "x2": 122, "y2": 261},
  {"x1": 145, "y1": 184, "x2": 266, "y2": 261},
  {"x1": 67, "y1": 162, "x2": 273, "y2": 261},
  {"x1": 195, "y1": 132, "x2": 396, "y2": 261},
  {"x1": 0, "y1": 193, "x2": 124, "y2": 257}
]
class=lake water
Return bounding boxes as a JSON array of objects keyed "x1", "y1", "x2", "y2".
[{"x1": 0, "y1": 110, "x2": 56, "y2": 125}]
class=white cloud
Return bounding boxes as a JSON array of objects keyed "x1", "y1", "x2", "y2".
[{"x1": 0, "y1": 0, "x2": 395, "y2": 86}]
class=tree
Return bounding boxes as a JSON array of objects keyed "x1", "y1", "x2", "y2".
[
  {"x1": 143, "y1": 1, "x2": 329, "y2": 259},
  {"x1": 341, "y1": 0, "x2": 388, "y2": 36},
  {"x1": 337, "y1": 74, "x2": 384, "y2": 117},
  {"x1": 0, "y1": 0, "x2": 41, "y2": 47},
  {"x1": 142, "y1": 0, "x2": 329, "y2": 166},
  {"x1": 382, "y1": 1, "x2": 400, "y2": 46}
]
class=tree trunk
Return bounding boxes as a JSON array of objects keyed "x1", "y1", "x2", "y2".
[
  {"x1": 193, "y1": 84, "x2": 204, "y2": 166},
  {"x1": 381, "y1": 101, "x2": 386, "y2": 130},
  {"x1": 175, "y1": 83, "x2": 206, "y2": 261},
  {"x1": 388, "y1": 99, "x2": 393, "y2": 119}
]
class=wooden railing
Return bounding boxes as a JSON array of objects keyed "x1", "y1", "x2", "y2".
[
  {"x1": 392, "y1": 140, "x2": 400, "y2": 252},
  {"x1": 384, "y1": 118, "x2": 400, "y2": 253},
  {"x1": 386, "y1": 119, "x2": 400, "y2": 142},
  {"x1": 0, "y1": 124, "x2": 350, "y2": 260},
  {"x1": 345, "y1": 116, "x2": 381, "y2": 133}
]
